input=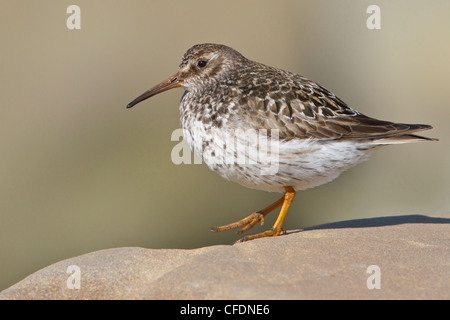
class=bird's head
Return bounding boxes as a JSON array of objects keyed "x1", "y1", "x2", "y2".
[{"x1": 127, "y1": 43, "x2": 247, "y2": 108}]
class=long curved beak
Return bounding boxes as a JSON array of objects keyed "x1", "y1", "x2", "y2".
[{"x1": 126, "y1": 72, "x2": 182, "y2": 109}]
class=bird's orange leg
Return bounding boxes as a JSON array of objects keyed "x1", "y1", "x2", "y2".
[
  {"x1": 210, "y1": 187, "x2": 296, "y2": 243},
  {"x1": 236, "y1": 187, "x2": 296, "y2": 243}
]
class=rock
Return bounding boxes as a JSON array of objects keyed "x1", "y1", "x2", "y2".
[{"x1": 1, "y1": 213, "x2": 449, "y2": 299}]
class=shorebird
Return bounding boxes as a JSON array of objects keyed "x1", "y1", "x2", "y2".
[{"x1": 127, "y1": 43, "x2": 436, "y2": 243}]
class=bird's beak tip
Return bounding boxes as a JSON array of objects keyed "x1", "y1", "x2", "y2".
[{"x1": 126, "y1": 72, "x2": 181, "y2": 109}]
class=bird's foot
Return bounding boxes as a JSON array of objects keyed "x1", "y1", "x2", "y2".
[
  {"x1": 210, "y1": 211, "x2": 265, "y2": 234},
  {"x1": 210, "y1": 187, "x2": 295, "y2": 244},
  {"x1": 233, "y1": 227, "x2": 286, "y2": 244}
]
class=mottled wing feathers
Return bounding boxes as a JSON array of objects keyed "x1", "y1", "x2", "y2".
[{"x1": 238, "y1": 67, "x2": 434, "y2": 141}]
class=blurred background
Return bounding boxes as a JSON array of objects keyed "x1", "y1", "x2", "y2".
[{"x1": 1, "y1": 0, "x2": 449, "y2": 291}]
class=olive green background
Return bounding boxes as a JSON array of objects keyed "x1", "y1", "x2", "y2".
[{"x1": 1, "y1": 0, "x2": 449, "y2": 291}]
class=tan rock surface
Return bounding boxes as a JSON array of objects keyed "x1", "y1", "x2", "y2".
[{"x1": 1, "y1": 213, "x2": 449, "y2": 299}]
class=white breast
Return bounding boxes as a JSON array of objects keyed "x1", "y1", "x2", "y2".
[{"x1": 181, "y1": 115, "x2": 374, "y2": 193}]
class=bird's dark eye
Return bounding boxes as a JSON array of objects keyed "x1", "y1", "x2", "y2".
[{"x1": 197, "y1": 60, "x2": 207, "y2": 68}]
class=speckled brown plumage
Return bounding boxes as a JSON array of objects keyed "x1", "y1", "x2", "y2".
[{"x1": 176, "y1": 44, "x2": 433, "y2": 142}]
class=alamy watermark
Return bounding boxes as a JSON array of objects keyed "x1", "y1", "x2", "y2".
[
  {"x1": 366, "y1": 5, "x2": 381, "y2": 30},
  {"x1": 366, "y1": 265, "x2": 381, "y2": 289},
  {"x1": 66, "y1": 5, "x2": 81, "y2": 30},
  {"x1": 66, "y1": 265, "x2": 81, "y2": 289},
  {"x1": 171, "y1": 128, "x2": 281, "y2": 176}
]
